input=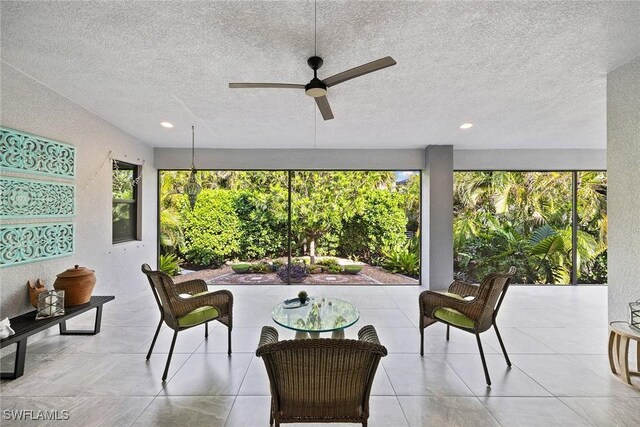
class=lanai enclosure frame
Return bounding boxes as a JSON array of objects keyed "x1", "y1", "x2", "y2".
[{"x1": 153, "y1": 146, "x2": 607, "y2": 289}]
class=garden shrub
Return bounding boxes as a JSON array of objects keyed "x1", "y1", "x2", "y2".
[
  {"x1": 159, "y1": 253, "x2": 180, "y2": 277},
  {"x1": 251, "y1": 262, "x2": 271, "y2": 274},
  {"x1": 316, "y1": 258, "x2": 340, "y2": 268},
  {"x1": 234, "y1": 191, "x2": 287, "y2": 260},
  {"x1": 339, "y1": 190, "x2": 407, "y2": 263},
  {"x1": 308, "y1": 264, "x2": 323, "y2": 273},
  {"x1": 271, "y1": 259, "x2": 285, "y2": 271},
  {"x1": 179, "y1": 189, "x2": 242, "y2": 267},
  {"x1": 382, "y1": 239, "x2": 420, "y2": 278}
]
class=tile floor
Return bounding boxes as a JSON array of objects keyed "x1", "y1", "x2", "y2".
[{"x1": 1, "y1": 284, "x2": 639, "y2": 426}]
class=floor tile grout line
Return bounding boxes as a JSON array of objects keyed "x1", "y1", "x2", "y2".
[
  {"x1": 232, "y1": 352, "x2": 257, "y2": 402},
  {"x1": 389, "y1": 394, "x2": 412, "y2": 427},
  {"x1": 554, "y1": 396, "x2": 599, "y2": 427},
  {"x1": 154, "y1": 330, "x2": 207, "y2": 397},
  {"x1": 393, "y1": 304, "x2": 424, "y2": 331},
  {"x1": 222, "y1": 395, "x2": 239, "y2": 427},
  {"x1": 128, "y1": 395, "x2": 158, "y2": 426},
  {"x1": 470, "y1": 395, "x2": 505, "y2": 426},
  {"x1": 514, "y1": 326, "x2": 564, "y2": 354},
  {"x1": 501, "y1": 361, "x2": 556, "y2": 399}
]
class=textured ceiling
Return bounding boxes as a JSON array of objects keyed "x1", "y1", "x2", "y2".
[{"x1": 1, "y1": 1, "x2": 640, "y2": 150}]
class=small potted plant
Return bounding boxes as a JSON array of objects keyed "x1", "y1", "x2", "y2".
[{"x1": 298, "y1": 290, "x2": 308, "y2": 304}]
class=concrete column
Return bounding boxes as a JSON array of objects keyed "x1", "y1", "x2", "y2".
[
  {"x1": 607, "y1": 55, "x2": 640, "y2": 322},
  {"x1": 421, "y1": 145, "x2": 454, "y2": 290}
]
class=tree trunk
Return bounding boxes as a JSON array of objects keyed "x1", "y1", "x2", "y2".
[{"x1": 309, "y1": 238, "x2": 316, "y2": 265}]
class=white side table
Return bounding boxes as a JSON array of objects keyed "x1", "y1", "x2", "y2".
[{"x1": 608, "y1": 321, "x2": 640, "y2": 388}]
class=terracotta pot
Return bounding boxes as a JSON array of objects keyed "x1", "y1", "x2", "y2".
[{"x1": 53, "y1": 265, "x2": 96, "y2": 306}]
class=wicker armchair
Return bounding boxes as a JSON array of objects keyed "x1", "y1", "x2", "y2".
[
  {"x1": 419, "y1": 267, "x2": 516, "y2": 386},
  {"x1": 256, "y1": 325, "x2": 388, "y2": 427},
  {"x1": 141, "y1": 264, "x2": 233, "y2": 381}
]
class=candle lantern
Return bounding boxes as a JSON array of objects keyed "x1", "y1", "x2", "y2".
[
  {"x1": 36, "y1": 290, "x2": 65, "y2": 320},
  {"x1": 630, "y1": 299, "x2": 640, "y2": 332}
]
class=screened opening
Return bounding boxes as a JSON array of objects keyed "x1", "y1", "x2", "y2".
[
  {"x1": 453, "y1": 171, "x2": 607, "y2": 285},
  {"x1": 158, "y1": 170, "x2": 421, "y2": 285}
]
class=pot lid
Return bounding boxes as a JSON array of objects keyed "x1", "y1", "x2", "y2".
[{"x1": 56, "y1": 265, "x2": 95, "y2": 278}]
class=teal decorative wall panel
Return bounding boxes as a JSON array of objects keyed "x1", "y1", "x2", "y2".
[
  {"x1": 0, "y1": 126, "x2": 76, "y2": 178},
  {"x1": 0, "y1": 177, "x2": 75, "y2": 219},
  {"x1": 0, "y1": 223, "x2": 74, "y2": 268}
]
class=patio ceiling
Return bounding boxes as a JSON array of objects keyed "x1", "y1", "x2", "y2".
[{"x1": 1, "y1": 1, "x2": 639, "y2": 150}]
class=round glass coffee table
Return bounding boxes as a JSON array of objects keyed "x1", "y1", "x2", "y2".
[{"x1": 271, "y1": 297, "x2": 360, "y2": 339}]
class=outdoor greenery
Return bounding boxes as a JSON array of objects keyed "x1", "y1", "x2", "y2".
[
  {"x1": 159, "y1": 169, "x2": 606, "y2": 285},
  {"x1": 179, "y1": 189, "x2": 242, "y2": 267},
  {"x1": 159, "y1": 170, "x2": 421, "y2": 277},
  {"x1": 158, "y1": 253, "x2": 180, "y2": 277},
  {"x1": 382, "y1": 237, "x2": 420, "y2": 278},
  {"x1": 453, "y1": 171, "x2": 607, "y2": 284}
]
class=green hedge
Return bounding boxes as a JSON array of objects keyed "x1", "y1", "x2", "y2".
[
  {"x1": 177, "y1": 188, "x2": 410, "y2": 268},
  {"x1": 234, "y1": 191, "x2": 287, "y2": 260},
  {"x1": 180, "y1": 189, "x2": 242, "y2": 267},
  {"x1": 338, "y1": 190, "x2": 407, "y2": 264}
]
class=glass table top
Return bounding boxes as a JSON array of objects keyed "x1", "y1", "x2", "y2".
[{"x1": 271, "y1": 297, "x2": 360, "y2": 333}]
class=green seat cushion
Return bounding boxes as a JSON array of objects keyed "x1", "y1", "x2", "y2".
[
  {"x1": 177, "y1": 306, "x2": 219, "y2": 327},
  {"x1": 433, "y1": 307, "x2": 475, "y2": 329}
]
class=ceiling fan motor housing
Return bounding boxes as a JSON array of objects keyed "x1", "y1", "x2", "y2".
[{"x1": 305, "y1": 78, "x2": 327, "y2": 97}]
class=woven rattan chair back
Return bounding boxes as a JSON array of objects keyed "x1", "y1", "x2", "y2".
[
  {"x1": 141, "y1": 263, "x2": 179, "y2": 328},
  {"x1": 474, "y1": 266, "x2": 516, "y2": 332},
  {"x1": 257, "y1": 330, "x2": 387, "y2": 426}
]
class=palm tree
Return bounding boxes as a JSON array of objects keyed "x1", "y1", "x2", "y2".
[{"x1": 453, "y1": 171, "x2": 607, "y2": 284}]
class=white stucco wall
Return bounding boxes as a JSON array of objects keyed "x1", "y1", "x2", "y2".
[
  {"x1": 607, "y1": 55, "x2": 640, "y2": 322},
  {"x1": 0, "y1": 63, "x2": 157, "y2": 319}
]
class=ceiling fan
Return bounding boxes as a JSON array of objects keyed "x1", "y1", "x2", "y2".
[{"x1": 229, "y1": 55, "x2": 397, "y2": 121}]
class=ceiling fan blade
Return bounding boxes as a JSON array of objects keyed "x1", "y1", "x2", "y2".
[
  {"x1": 229, "y1": 83, "x2": 305, "y2": 89},
  {"x1": 323, "y1": 56, "x2": 396, "y2": 87},
  {"x1": 315, "y1": 96, "x2": 334, "y2": 121}
]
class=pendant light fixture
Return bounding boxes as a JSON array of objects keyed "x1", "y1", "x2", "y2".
[{"x1": 184, "y1": 125, "x2": 201, "y2": 210}]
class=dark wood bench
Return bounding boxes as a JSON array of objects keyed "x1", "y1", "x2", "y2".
[{"x1": 0, "y1": 295, "x2": 115, "y2": 380}]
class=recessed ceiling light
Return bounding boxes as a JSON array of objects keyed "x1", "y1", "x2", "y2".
[
  {"x1": 459, "y1": 123, "x2": 474, "y2": 129},
  {"x1": 160, "y1": 121, "x2": 174, "y2": 128}
]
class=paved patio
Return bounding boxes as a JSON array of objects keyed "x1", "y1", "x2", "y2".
[{"x1": 1, "y1": 284, "x2": 639, "y2": 426}]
